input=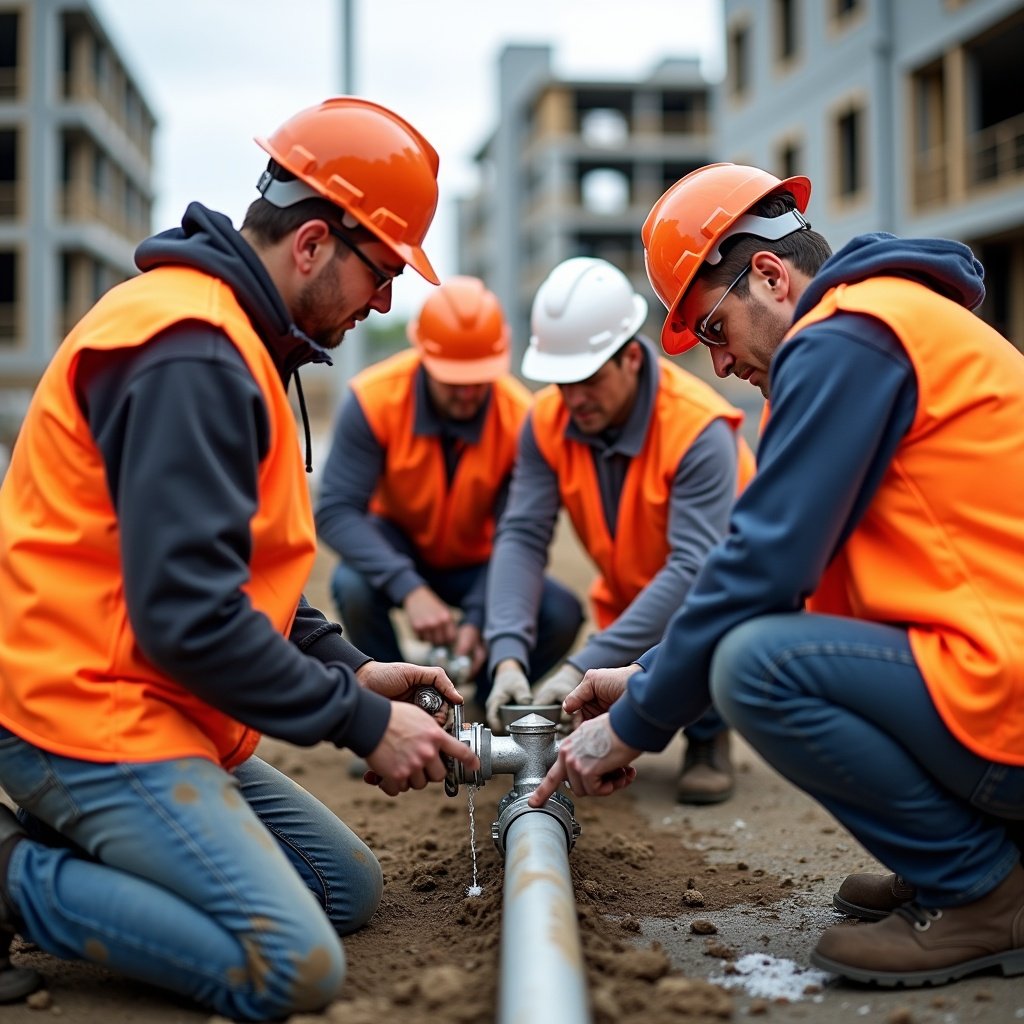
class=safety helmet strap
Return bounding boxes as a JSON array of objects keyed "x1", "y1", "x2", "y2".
[{"x1": 706, "y1": 209, "x2": 809, "y2": 265}]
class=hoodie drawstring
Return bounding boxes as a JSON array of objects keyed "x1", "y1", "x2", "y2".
[{"x1": 292, "y1": 370, "x2": 313, "y2": 474}]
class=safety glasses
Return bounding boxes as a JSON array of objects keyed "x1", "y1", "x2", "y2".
[
  {"x1": 327, "y1": 226, "x2": 402, "y2": 293},
  {"x1": 695, "y1": 264, "x2": 751, "y2": 347}
]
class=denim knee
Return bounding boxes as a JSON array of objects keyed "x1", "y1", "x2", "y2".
[
  {"x1": 330, "y1": 563, "x2": 377, "y2": 617},
  {"x1": 708, "y1": 617, "x2": 773, "y2": 733},
  {"x1": 244, "y1": 914, "x2": 346, "y2": 1018},
  {"x1": 542, "y1": 582, "x2": 585, "y2": 648},
  {"x1": 332, "y1": 848, "x2": 383, "y2": 936}
]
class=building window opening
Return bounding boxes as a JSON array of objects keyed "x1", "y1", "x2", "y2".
[
  {"x1": 580, "y1": 168, "x2": 630, "y2": 215},
  {"x1": 580, "y1": 108, "x2": 628, "y2": 147}
]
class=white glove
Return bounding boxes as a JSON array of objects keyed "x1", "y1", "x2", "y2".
[
  {"x1": 532, "y1": 664, "x2": 584, "y2": 707},
  {"x1": 485, "y1": 663, "x2": 532, "y2": 733}
]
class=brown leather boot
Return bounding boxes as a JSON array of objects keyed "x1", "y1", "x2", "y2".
[
  {"x1": 833, "y1": 872, "x2": 917, "y2": 921},
  {"x1": 676, "y1": 732, "x2": 734, "y2": 805},
  {"x1": 811, "y1": 863, "x2": 1024, "y2": 986}
]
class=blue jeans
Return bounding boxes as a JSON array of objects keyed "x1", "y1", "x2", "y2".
[
  {"x1": 0, "y1": 731, "x2": 382, "y2": 1019},
  {"x1": 710, "y1": 613, "x2": 1024, "y2": 907},
  {"x1": 331, "y1": 518, "x2": 584, "y2": 700},
  {"x1": 681, "y1": 705, "x2": 727, "y2": 744}
]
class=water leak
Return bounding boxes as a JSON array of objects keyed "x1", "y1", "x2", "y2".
[{"x1": 465, "y1": 784, "x2": 482, "y2": 897}]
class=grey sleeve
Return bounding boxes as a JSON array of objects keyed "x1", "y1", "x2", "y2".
[
  {"x1": 314, "y1": 391, "x2": 425, "y2": 604},
  {"x1": 484, "y1": 418, "x2": 561, "y2": 673},
  {"x1": 569, "y1": 419, "x2": 737, "y2": 672}
]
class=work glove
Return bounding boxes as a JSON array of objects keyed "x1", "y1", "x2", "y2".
[
  {"x1": 485, "y1": 663, "x2": 531, "y2": 734},
  {"x1": 532, "y1": 664, "x2": 584, "y2": 707},
  {"x1": 532, "y1": 663, "x2": 581, "y2": 737}
]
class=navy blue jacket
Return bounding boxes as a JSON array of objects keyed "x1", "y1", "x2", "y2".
[{"x1": 611, "y1": 233, "x2": 985, "y2": 750}]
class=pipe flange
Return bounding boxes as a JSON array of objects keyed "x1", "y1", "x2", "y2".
[
  {"x1": 443, "y1": 704, "x2": 489, "y2": 796},
  {"x1": 491, "y1": 789, "x2": 581, "y2": 857}
]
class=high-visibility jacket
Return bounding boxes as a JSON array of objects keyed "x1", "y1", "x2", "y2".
[
  {"x1": 790, "y1": 276, "x2": 1024, "y2": 764},
  {"x1": 532, "y1": 358, "x2": 754, "y2": 629},
  {"x1": 351, "y1": 349, "x2": 532, "y2": 568},
  {"x1": 0, "y1": 266, "x2": 315, "y2": 767}
]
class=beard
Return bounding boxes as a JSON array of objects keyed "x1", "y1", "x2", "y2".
[
  {"x1": 746, "y1": 299, "x2": 790, "y2": 398},
  {"x1": 293, "y1": 259, "x2": 351, "y2": 350}
]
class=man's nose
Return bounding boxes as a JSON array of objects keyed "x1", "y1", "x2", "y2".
[
  {"x1": 710, "y1": 347, "x2": 733, "y2": 379},
  {"x1": 369, "y1": 283, "x2": 394, "y2": 314}
]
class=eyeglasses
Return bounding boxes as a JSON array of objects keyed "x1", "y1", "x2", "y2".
[
  {"x1": 694, "y1": 264, "x2": 751, "y2": 347},
  {"x1": 327, "y1": 226, "x2": 401, "y2": 293}
]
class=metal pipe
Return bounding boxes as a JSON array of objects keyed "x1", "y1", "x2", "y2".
[
  {"x1": 441, "y1": 704, "x2": 591, "y2": 1023},
  {"x1": 498, "y1": 809, "x2": 591, "y2": 1024}
]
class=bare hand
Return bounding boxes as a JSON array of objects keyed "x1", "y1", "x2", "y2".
[
  {"x1": 564, "y1": 663, "x2": 642, "y2": 721},
  {"x1": 365, "y1": 701, "x2": 479, "y2": 797},
  {"x1": 528, "y1": 714, "x2": 639, "y2": 807},
  {"x1": 403, "y1": 586, "x2": 457, "y2": 647},
  {"x1": 355, "y1": 660, "x2": 463, "y2": 725},
  {"x1": 453, "y1": 623, "x2": 486, "y2": 679}
]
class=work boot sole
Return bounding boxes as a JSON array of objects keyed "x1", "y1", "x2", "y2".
[
  {"x1": 676, "y1": 786, "x2": 735, "y2": 806},
  {"x1": 0, "y1": 962, "x2": 42, "y2": 1003},
  {"x1": 831, "y1": 893, "x2": 897, "y2": 922},
  {"x1": 810, "y1": 945, "x2": 1024, "y2": 987}
]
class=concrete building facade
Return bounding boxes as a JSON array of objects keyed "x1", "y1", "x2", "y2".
[
  {"x1": 719, "y1": 0, "x2": 1024, "y2": 347},
  {"x1": 0, "y1": 0, "x2": 155, "y2": 442},
  {"x1": 456, "y1": 45, "x2": 714, "y2": 365}
]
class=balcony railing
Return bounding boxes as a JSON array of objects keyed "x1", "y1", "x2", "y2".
[
  {"x1": 0, "y1": 303, "x2": 16, "y2": 345},
  {"x1": 0, "y1": 182, "x2": 19, "y2": 219},
  {"x1": 912, "y1": 144, "x2": 948, "y2": 207},
  {"x1": 969, "y1": 111, "x2": 1024, "y2": 187},
  {"x1": 0, "y1": 67, "x2": 17, "y2": 100},
  {"x1": 913, "y1": 111, "x2": 1024, "y2": 208}
]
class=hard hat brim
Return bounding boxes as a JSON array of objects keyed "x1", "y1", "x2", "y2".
[
  {"x1": 392, "y1": 241, "x2": 440, "y2": 286},
  {"x1": 420, "y1": 349, "x2": 510, "y2": 385},
  {"x1": 661, "y1": 317, "x2": 700, "y2": 356},
  {"x1": 520, "y1": 344, "x2": 614, "y2": 384}
]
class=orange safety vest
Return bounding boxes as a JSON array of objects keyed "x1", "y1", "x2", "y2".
[
  {"x1": 0, "y1": 266, "x2": 316, "y2": 767},
  {"x1": 532, "y1": 357, "x2": 754, "y2": 629},
  {"x1": 351, "y1": 349, "x2": 532, "y2": 568},
  {"x1": 787, "y1": 276, "x2": 1024, "y2": 764}
]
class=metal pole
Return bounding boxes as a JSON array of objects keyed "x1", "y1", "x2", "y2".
[
  {"x1": 498, "y1": 810, "x2": 591, "y2": 1024},
  {"x1": 335, "y1": 0, "x2": 364, "y2": 391}
]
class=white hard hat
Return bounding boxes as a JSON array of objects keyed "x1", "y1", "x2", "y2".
[{"x1": 522, "y1": 257, "x2": 648, "y2": 384}]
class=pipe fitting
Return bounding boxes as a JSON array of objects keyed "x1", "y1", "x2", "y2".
[
  {"x1": 444, "y1": 705, "x2": 560, "y2": 795},
  {"x1": 443, "y1": 705, "x2": 582, "y2": 856},
  {"x1": 492, "y1": 789, "x2": 581, "y2": 856}
]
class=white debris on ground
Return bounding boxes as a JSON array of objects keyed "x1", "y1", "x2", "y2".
[{"x1": 710, "y1": 953, "x2": 833, "y2": 1002}]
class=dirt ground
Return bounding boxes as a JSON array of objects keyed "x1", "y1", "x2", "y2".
[{"x1": 5, "y1": 524, "x2": 1024, "y2": 1023}]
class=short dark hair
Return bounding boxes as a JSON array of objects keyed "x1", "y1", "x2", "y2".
[
  {"x1": 694, "y1": 192, "x2": 832, "y2": 299},
  {"x1": 241, "y1": 164, "x2": 378, "y2": 249}
]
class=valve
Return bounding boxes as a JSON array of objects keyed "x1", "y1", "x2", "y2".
[
  {"x1": 426, "y1": 645, "x2": 473, "y2": 686},
  {"x1": 443, "y1": 703, "x2": 581, "y2": 853}
]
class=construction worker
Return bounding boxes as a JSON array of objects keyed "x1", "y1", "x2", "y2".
[
  {"x1": 532, "y1": 163, "x2": 1024, "y2": 990},
  {"x1": 315, "y1": 276, "x2": 583, "y2": 705},
  {"x1": 484, "y1": 257, "x2": 754, "y2": 803},
  {"x1": 0, "y1": 98, "x2": 477, "y2": 1016}
]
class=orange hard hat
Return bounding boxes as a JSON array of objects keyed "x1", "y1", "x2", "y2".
[
  {"x1": 642, "y1": 163, "x2": 811, "y2": 354},
  {"x1": 255, "y1": 97, "x2": 441, "y2": 284},
  {"x1": 407, "y1": 276, "x2": 510, "y2": 384}
]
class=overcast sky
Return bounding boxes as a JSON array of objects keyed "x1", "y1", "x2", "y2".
[{"x1": 91, "y1": 0, "x2": 722, "y2": 318}]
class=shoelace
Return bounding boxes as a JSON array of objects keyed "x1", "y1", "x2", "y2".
[
  {"x1": 685, "y1": 740, "x2": 717, "y2": 769},
  {"x1": 895, "y1": 902, "x2": 944, "y2": 931}
]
